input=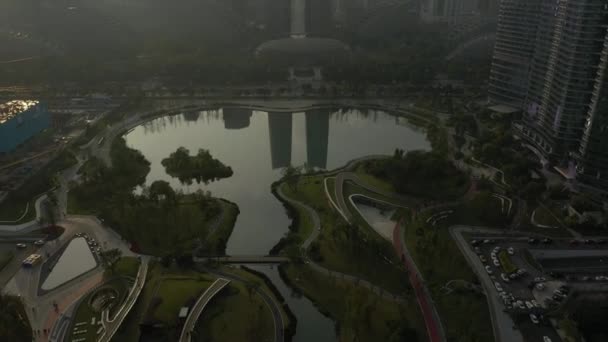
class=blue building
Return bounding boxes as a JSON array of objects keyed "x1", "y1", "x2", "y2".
[{"x1": 0, "y1": 100, "x2": 50, "y2": 154}]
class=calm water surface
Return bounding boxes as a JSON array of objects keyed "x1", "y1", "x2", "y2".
[
  {"x1": 124, "y1": 107, "x2": 429, "y2": 341},
  {"x1": 124, "y1": 108, "x2": 429, "y2": 255}
]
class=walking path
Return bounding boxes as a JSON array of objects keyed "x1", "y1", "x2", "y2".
[
  {"x1": 276, "y1": 186, "x2": 407, "y2": 302},
  {"x1": 179, "y1": 278, "x2": 230, "y2": 342}
]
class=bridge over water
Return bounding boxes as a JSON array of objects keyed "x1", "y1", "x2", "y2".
[{"x1": 194, "y1": 255, "x2": 291, "y2": 264}]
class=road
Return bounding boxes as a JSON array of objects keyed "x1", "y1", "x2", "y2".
[
  {"x1": 179, "y1": 277, "x2": 230, "y2": 342},
  {"x1": 449, "y1": 225, "x2": 524, "y2": 342}
]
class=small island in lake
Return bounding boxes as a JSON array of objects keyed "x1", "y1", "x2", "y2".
[{"x1": 161, "y1": 147, "x2": 233, "y2": 185}]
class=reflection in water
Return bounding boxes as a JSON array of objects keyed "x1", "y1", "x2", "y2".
[
  {"x1": 305, "y1": 109, "x2": 330, "y2": 169},
  {"x1": 268, "y1": 112, "x2": 293, "y2": 169},
  {"x1": 223, "y1": 108, "x2": 252, "y2": 130},
  {"x1": 125, "y1": 108, "x2": 429, "y2": 254}
]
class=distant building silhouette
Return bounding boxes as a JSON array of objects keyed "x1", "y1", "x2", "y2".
[
  {"x1": 268, "y1": 112, "x2": 293, "y2": 169},
  {"x1": 223, "y1": 108, "x2": 252, "y2": 130},
  {"x1": 305, "y1": 110, "x2": 330, "y2": 169}
]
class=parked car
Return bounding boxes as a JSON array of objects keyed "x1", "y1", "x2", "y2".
[
  {"x1": 535, "y1": 283, "x2": 546, "y2": 291},
  {"x1": 485, "y1": 266, "x2": 493, "y2": 274},
  {"x1": 528, "y1": 238, "x2": 539, "y2": 244},
  {"x1": 542, "y1": 238, "x2": 553, "y2": 244},
  {"x1": 525, "y1": 301, "x2": 534, "y2": 309},
  {"x1": 471, "y1": 239, "x2": 481, "y2": 246},
  {"x1": 493, "y1": 259, "x2": 501, "y2": 267},
  {"x1": 501, "y1": 273, "x2": 510, "y2": 282},
  {"x1": 531, "y1": 299, "x2": 540, "y2": 308},
  {"x1": 543, "y1": 337, "x2": 552, "y2": 342},
  {"x1": 596, "y1": 239, "x2": 607, "y2": 245},
  {"x1": 507, "y1": 247, "x2": 515, "y2": 255},
  {"x1": 534, "y1": 277, "x2": 546, "y2": 283},
  {"x1": 34, "y1": 240, "x2": 45, "y2": 246},
  {"x1": 529, "y1": 313, "x2": 540, "y2": 324},
  {"x1": 16, "y1": 243, "x2": 26, "y2": 249},
  {"x1": 570, "y1": 239, "x2": 580, "y2": 245},
  {"x1": 480, "y1": 255, "x2": 487, "y2": 263}
]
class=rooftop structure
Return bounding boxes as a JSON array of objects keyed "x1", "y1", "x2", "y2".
[{"x1": 0, "y1": 100, "x2": 40, "y2": 125}]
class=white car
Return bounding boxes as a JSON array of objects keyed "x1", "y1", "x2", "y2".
[
  {"x1": 531, "y1": 299, "x2": 540, "y2": 308},
  {"x1": 501, "y1": 273, "x2": 510, "y2": 282},
  {"x1": 493, "y1": 259, "x2": 501, "y2": 267},
  {"x1": 543, "y1": 336, "x2": 552, "y2": 342},
  {"x1": 535, "y1": 283, "x2": 546, "y2": 291},
  {"x1": 534, "y1": 277, "x2": 546, "y2": 282},
  {"x1": 507, "y1": 247, "x2": 515, "y2": 255},
  {"x1": 16, "y1": 243, "x2": 26, "y2": 249},
  {"x1": 525, "y1": 301, "x2": 534, "y2": 309},
  {"x1": 530, "y1": 313, "x2": 540, "y2": 324},
  {"x1": 485, "y1": 265, "x2": 493, "y2": 274},
  {"x1": 494, "y1": 282, "x2": 503, "y2": 292},
  {"x1": 34, "y1": 240, "x2": 45, "y2": 246}
]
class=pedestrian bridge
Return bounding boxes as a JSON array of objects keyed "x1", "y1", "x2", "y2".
[{"x1": 194, "y1": 256, "x2": 291, "y2": 264}]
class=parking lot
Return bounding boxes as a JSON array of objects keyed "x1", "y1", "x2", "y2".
[{"x1": 466, "y1": 235, "x2": 608, "y2": 342}]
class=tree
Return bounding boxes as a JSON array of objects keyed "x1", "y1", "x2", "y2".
[
  {"x1": 282, "y1": 165, "x2": 302, "y2": 192},
  {"x1": 100, "y1": 248, "x2": 122, "y2": 274}
]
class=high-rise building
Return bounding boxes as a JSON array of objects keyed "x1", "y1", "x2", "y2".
[
  {"x1": 488, "y1": 0, "x2": 541, "y2": 108},
  {"x1": 490, "y1": 0, "x2": 608, "y2": 191}
]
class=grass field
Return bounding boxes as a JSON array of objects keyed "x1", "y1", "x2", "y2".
[
  {"x1": 532, "y1": 206, "x2": 562, "y2": 228},
  {"x1": 193, "y1": 282, "x2": 273, "y2": 342},
  {"x1": 0, "y1": 251, "x2": 14, "y2": 271},
  {"x1": 109, "y1": 257, "x2": 141, "y2": 279},
  {"x1": 153, "y1": 277, "x2": 212, "y2": 325}
]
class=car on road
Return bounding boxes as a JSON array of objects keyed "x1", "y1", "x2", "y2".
[
  {"x1": 543, "y1": 337, "x2": 552, "y2": 342},
  {"x1": 16, "y1": 243, "x2": 26, "y2": 249},
  {"x1": 507, "y1": 247, "x2": 515, "y2": 255},
  {"x1": 542, "y1": 238, "x2": 553, "y2": 244},
  {"x1": 34, "y1": 240, "x2": 45, "y2": 246},
  {"x1": 530, "y1": 313, "x2": 540, "y2": 324},
  {"x1": 485, "y1": 265, "x2": 493, "y2": 274}
]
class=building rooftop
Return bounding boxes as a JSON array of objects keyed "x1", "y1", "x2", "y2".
[{"x1": 0, "y1": 100, "x2": 39, "y2": 124}]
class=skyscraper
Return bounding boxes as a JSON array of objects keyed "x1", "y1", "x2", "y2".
[
  {"x1": 490, "y1": 0, "x2": 608, "y2": 190},
  {"x1": 488, "y1": 0, "x2": 541, "y2": 108}
]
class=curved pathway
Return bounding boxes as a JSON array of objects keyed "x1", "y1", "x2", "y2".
[
  {"x1": 276, "y1": 186, "x2": 407, "y2": 302},
  {"x1": 199, "y1": 267, "x2": 285, "y2": 342},
  {"x1": 179, "y1": 278, "x2": 231, "y2": 342}
]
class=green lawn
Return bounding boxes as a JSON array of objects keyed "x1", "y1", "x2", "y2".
[
  {"x1": 193, "y1": 282, "x2": 274, "y2": 342},
  {"x1": 109, "y1": 257, "x2": 141, "y2": 279},
  {"x1": 353, "y1": 164, "x2": 395, "y2": 193},
  {"x1": 498, "y1": 250, "x2": 517, "y2": 274},
  {"x1": 154, "y1": 277, "x2": 212, "y2": 325},
  {"x1": 281, "y1": 176, "x2": 411, "y2": 294},
  {"x1": 283, "y1": 264, "x2": 424, "y2": 342},
  {"x1": 403, "y1": 215, "x2": 494, "y2": 342}
]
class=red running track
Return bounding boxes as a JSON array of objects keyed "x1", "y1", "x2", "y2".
[{"x1": 393, "y1": 220, "x2": 443, "y2": 342}]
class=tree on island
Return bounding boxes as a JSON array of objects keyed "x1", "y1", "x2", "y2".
[{"x1": 161, "y1": 147, "x2": 233, "y2": 185}]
